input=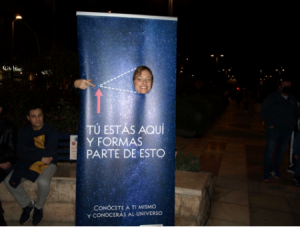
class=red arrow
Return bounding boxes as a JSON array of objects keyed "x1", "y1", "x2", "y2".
[{"x1": 95, "y1": 89, "x2": 103, "y2": 114}]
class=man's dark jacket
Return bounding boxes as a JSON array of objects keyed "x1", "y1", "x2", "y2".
[
  {"x1": 260, "y1": 90, "x2": 300, "y2": 129},
  {"x1": 0, "y1": 117, "x2": 17, "y2": 164},
  {"x1": 0, "y1": 117, "x2": 17, "y2": 182}
]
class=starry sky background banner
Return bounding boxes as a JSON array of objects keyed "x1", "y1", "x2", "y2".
[{"x1": 75, "y1": 12, "x2": 177, "y2": 226}]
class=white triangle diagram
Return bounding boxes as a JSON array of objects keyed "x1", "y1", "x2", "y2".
[{"x1": 99, "y1": 68, "x2": 137, "y2": 93}]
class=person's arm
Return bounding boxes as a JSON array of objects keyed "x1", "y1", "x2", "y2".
[
  {"x1": 74, "y1": 79, "x2": 95, "y2": 90},
  {"x1": 0, "y1": 124, "x2": 17, "y2": 170},
  {"x1": 0, "y1": 123, "x2": 17, "y2": 164},
  {"x1": 42, "y1": 125, "x2": 58, "y2": 159},
  {"x1": 295, "y1": 99, "x2": 300, "y2": 125},
  {"x1": 0, "y1": 162, "x2": 11, "y2": 170},
  {"x1": 72, "y1": 79, "x2": 95, "y2": 97},
  {"x1": 260, "y1": 95, "x2": 276, "y2": 128},
  {"x1": 293, "y1": 131, "x2": 300, "y2": 159}
]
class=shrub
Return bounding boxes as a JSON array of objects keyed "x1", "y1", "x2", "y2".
[
  {"x1": 176, "y1": 93, "x2": 228, "y2": 136},
  {"x1": 175, "y1": 150, "x2": 200, "y2": 172},
  {"x1": 45, "y1": 100, "x2": 79, "y2": 133}
]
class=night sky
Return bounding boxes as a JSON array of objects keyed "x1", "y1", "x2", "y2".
[{"x1": 1, "y1": 0, "x2": 300, "y2": 86}]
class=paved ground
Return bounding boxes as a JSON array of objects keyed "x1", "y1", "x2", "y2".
[
  {"x1": 176, "y1": 100, "x2": 300, "y2": 226},
  {"x1": 7, "y1": 100, "x2": 300, "y2": 226}
]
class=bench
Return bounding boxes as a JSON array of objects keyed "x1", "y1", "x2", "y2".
[
  {"x1": 2, "y1": 167, "x2": 214, "y2": 225},
  {"x1": 57, "y1": 133, "x2": 77, "y2": 163}
]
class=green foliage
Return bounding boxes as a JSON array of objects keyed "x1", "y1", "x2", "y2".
[
  {"x1": 45, "y1": 100, "x2": 79, "y2": 133},
  {"x1": 0, "y1": 47, "x2": 80, "y2": 132},
  {"x1": 22, "y1": 47, "x2": 79, "y2": 88},
  {"x1": 176, "y1": 93, "x2": 228, "y2": 136},
  {"x1": 0, "y1": 80, "x2": 33, "y2": 130},
  {"x1": 0, "y1": 79, "x2": 79, "y2": 133},
  {"x1": 175, "y1": 150, "x2": 201, "y2": 172}
]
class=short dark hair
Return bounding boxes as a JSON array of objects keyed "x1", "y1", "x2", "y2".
[
  {"x1": 27, "y1": 104, "x2": 44, "y2": 116},
  {"x1": 278, "y1": 77, "x2": 292, "y2": 87},
  {"x1": 133, "y1": 65, "x2": 154, "y2": 83}
]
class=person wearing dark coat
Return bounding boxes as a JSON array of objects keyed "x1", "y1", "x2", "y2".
[
  {"x1": 292, "y1": 130, "x2": 300, "y2": 186},
  {"x1": 260, "y1": 78, "x2": 300, "y2": 182},
  {"x1": 0, "y1": 102, "x2": 17, "y2": 226}
]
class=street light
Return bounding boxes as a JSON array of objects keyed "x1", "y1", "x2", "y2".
[
  {"x1": 275, "y1": 66, "x2": 285, "y2": 77},
  {"x1": 11, "y1": 15, "x2": 22, "y2": 81},
  {"x1": 168, "y1": 0, "x2": 173, "y2": 16},
  {"x1": 11, "y1": 15, "x2": 40, "y2": 81},
  {"x1": 222, "y1": 68, "x2": 231, "y2": 76},
  {"x1": 210, "y1": 54, "x2": 224, "y2": 70}
]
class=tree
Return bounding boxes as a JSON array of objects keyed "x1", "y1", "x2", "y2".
[{"x1": 22, "y1": 47, "x2": 79, "y2": 89}]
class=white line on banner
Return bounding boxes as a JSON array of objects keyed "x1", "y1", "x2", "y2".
[{"x1": 99, "y1": 68, "x2": 137, "y2": 93}]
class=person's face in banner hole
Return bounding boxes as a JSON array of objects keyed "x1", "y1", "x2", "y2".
[{"x1": 133, "y1": 66, "x2": 154, "y2": 94}]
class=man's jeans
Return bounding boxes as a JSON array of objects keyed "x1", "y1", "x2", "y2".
[
  {"x1": 263, "y1": 128, "x2": 292, "y2": 176},
  {"x1": 4, "y1": 163, "x2": 57, "y2": 209},
  {"x1": 295, "y1": 156, "x2": 300, "y2": 179}
]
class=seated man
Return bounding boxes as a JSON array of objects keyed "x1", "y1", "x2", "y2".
[
  {"x1": 4, "y1": 104, "x2": 58, "y2": 225},
  {"x1": 0, "y1": 101, "x2": 17, "y2": 226}
]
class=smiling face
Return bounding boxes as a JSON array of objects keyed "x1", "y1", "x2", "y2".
[{"x1": 133, "y1": 69, "x2": 153, "y2": 94}]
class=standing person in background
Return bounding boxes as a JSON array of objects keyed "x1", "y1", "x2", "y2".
[
  {"x1": 287, "y1": 97, "x2": 300, "y2": 174},
  {"x1": 260, "y1": 77, "x2": 300, "y2": 182},
  {"x1": 254, "y1": 88, "x2": 262, "y2": 113},
  {"x1": 243, "y1": 90, "x2": 250, "y2": 113},
  {"x1": 293, "y1": 121, "x2": 300, "y2": 186},
  {"x1": 235, "y1": 90, "x2": 242, "y2": 108},
  {"x1": 0, "y1": 101, "x2": 17, "y2": 226}
]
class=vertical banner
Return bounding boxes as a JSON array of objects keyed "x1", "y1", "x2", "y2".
[{"x1": 76, "y1": 12, "x2": 177, "y2": 226}]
